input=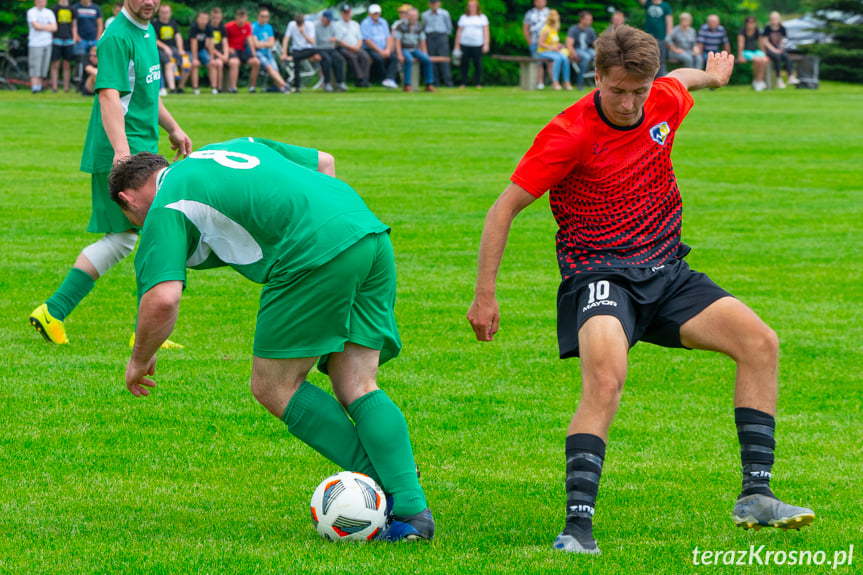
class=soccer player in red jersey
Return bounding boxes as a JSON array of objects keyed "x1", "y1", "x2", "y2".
[{"x1": 467, "y1": 25, "x2": 814, "y2": 555}]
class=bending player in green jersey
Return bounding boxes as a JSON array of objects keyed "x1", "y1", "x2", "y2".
[
  {"x1": 30, "y1": 0, "x2": 191, "y2": 346},
  {"x1": 109, "y1": 137, "x2": 434, "y2": 542}
]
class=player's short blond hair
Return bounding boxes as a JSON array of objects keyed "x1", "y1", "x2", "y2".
[{"x1": 594, "y1": 25, "x2": 660, "y2": 81}]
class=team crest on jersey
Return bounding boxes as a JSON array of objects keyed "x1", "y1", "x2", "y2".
[{"x1": 649, "y1": 121, "x2": 671, "y2": 145}]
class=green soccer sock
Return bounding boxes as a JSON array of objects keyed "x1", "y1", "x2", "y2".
[
  {"x1": 281, "y1": 381, "x2": 380, "y2": 484},
  {"x1": 348, "y1": 389, "x2": 427, "y2": 516},
  {"x1": 45, "y1": 267, "x2": 95, "y2": 321}
]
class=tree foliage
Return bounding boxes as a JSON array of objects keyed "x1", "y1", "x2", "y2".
[{"x1": 801, "y1": 0, "x2": 863, "y2": 82}]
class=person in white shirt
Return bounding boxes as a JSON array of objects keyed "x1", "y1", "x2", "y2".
[
  {"x1": 28, "y1": 0, "x2": 58, "y2": 93},
  {"x1": 333, "y1": 4, "x2": 372, "y2": 87},
  {"x1": 281, "y1": 12, "x2": 318, "y2": 93},
  {"x1": 454, "y1": 0, "x2": 489, "y2": 88}
]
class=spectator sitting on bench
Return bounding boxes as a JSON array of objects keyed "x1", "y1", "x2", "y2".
[
  {"x1": 609, "y1": 10, "x2": 626, "y2": 31},
  {"x1": 334, "y1": 5, "x2": 372, "y2": 88},
  {"x1": 762, "y1": 11, "x2": 798, "y2": 89},
  {"x1": 226, "y1": 9, "x2": 261, "y2": 94},
  {"x1": 395, "y1": 8, "x2": 436, "y2": 92},
  {"x1": 283, "y1": 13, "x2": 320, "y2": 94},
  {"x1": 697, "y1": 14, "x2": 731, "y2": 66},
  {"x1": 667, "y1": 12, "x2": 701, "y2": 70},
  {"x1": 536, "y1": 9, "x2": 572, "y2": 91},
  {"x1": 315, "y1": 10, "x2": 349, "y2": 92},
  {"x1": 566, "y1": 10, "x2": 595, "y2": 91},
  {"x1": 738, "y1": 15, "x2": 770, "y2": 92},
  {"x1": 252, "y1": 7, "x2": 289, "y2": 93},
  {"x1": 522, "y1": 0, "x2": 551, "y2": 90},
  {"x1": 361, "y1": 4, "x2": 399, "y2": 89}
]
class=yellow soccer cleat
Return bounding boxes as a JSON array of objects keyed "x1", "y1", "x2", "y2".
[
  {"x1": 29, "y1": 303, "x2": 70, "y2": 345},
  {"x1": 129, "y1": 333, "x2": 185, "y2": 350}
]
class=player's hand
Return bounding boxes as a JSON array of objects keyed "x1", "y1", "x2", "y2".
[
  {"x1": 126, "y1": 355, "x2": 157, "y2": 397},
  {"x1": 113, "y1": 150, "x2": 131, "y2": 166},
  {"x1": 168, "y1": 128, "x2": 192, "y2": 161},
  {"x1": 705, "y1": 50, "x2": 734, "y2": 87},
  {"x1": 467, "y1": 295, "x2": 500, "y2": 341}
]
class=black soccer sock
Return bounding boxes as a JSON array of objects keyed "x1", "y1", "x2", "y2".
[
  {"x1": 735, "y1": 407, "x2": 776, "y2": 498},
  {"x1": 564, "y1": 433, "x2": 606, "y2": 533}
]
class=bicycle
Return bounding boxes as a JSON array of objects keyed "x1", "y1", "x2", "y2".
[
  {"x1": 0, "y1": 39, "x2": 31, "y2": 90},
  {"x1": 269, "y1": 41, "x2": 322, "y2": 91}
]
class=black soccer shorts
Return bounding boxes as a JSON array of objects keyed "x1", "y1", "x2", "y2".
[{"x1": 556, "y1": 258, "x2": 732, "y2": 358}]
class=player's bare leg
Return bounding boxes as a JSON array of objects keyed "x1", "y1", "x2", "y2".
[
  {"x1": 328, "y1": 343, "x2": 433, "y2": 541},
  {"x1": 680, "y1": 296, "x2": 814, "y2": 531},
  {"x1": 555, "y1": 315, "x2": 628, "y2": 555}
]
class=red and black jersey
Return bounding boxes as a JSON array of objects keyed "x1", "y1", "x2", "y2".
[{"x1": 511, "y1": 77, "x2": 694, "y2": 278}]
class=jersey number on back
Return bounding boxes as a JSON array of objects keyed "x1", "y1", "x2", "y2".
[{"x1": 189, "y1": 150, "x2": 260, "y2": 170}]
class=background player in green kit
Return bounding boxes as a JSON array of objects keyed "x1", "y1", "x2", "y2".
[
  {"x1": 107, "y1": 137, "x2": 435, "y2": 542},
  {"x1": 30, "y1": 0, "x2": 191, "y2": 345}
]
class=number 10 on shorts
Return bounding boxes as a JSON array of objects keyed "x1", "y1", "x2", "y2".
[{"x1": 587, "y1": 280, "x2": 610, "y2": 304}]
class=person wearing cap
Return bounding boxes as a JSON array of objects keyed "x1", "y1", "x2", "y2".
[
  {"x1": 394, "y1": 7, "x2": 435, "y2": 92},
  {"x1": 315, "y1": 10, "x2": 348, "y2": 91},
  {"x1": 334, "y1": 4, "x2": 372, "y2": 87},
  {"x1": 421, "y1": 0, "x2": 453, "y2": 87},
  {"x1": 392, "y1": 4, "x2": 412, "y2": 31},
  {"x1": 361, "y1": 3, "x2": 399, "y2": 88}
]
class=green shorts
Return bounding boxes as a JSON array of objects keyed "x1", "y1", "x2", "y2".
[
  {"x1": 87, "y1": 172, "x2": 135, "y2": 233},
  {"x1": 253, "y1": 232, "x2": 402, "y2": 372}
]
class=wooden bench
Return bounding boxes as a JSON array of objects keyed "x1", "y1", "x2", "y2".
[
  {"x1": 403, "y1": 55, "x2": 451, "y2": 90},
  {"x1": 492, "y1": 55, "x2": 545, "y2": 91}
]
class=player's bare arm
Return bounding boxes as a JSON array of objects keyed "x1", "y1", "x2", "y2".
[
  {"x1": 157, "y1": 100, "x2": 192, "y2": 161},
  {"x1": 668, "y1": 50, "x2": 734, "y2": 91},
  {"x1": 467, "y1": 183, "x2": 537, "y2": 341},
  {"x1": 98, "y1": 88, "x2": 132, "y2": 164},
  {"x1": 126, "y1": 280, "x2": 183, "y2": 396},
  {"x1": 317, "y1": 152, "x2": 336, "y2": 177}
]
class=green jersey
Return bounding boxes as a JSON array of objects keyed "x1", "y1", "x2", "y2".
[
  {"x1": 134, "y1": 138, "x2": 390, "y2": 298},
  {"x1": 80, "y1": 9, "x2": 161, "y2": 174}
]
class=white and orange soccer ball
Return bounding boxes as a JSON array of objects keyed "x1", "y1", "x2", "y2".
[{"x1": 310, "y1": 471, "x2": 387, "y2": 542}]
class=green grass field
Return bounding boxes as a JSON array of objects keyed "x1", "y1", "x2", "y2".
[{"x1": 1, "y1": 82, "x2": 861, "y2": 574}]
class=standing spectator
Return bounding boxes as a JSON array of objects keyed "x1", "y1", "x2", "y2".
[
  {"x1": 395, "y1": 8, "x2": 435, "y2": 92},
  {"x1": 81, "y1": 43, "x2": 97, "y2": 94},
  {"x1": 189, "y1": 11, "x2": 215, "y2": 95},
  {"x1": 609, "y1": 10, "x2": 625, "y2": 31},
  {"x1": 72, "y1": 0, "x2": 102, "y2": 91},
  {"x1": 282, "y1": 13, "x2": 319, "y2": 94},
  {"x1": 454, "y1": 0, "x2": 489, "y2": 89},
  {"x1": 738, "y1": 16, "x2": 769, "y2": 91},
  {"x1": 226, "y1": 9, "x2": 261, "y2": 93},
  {"x1": 315, "y1": 10, "x2": 349, "y2": 92},
  {"x1": 50, "y1": 0, "x2": 74, "y2": 92},
  {"x1": 152, "y1": 5, "x2": 188, "y2": 94},
  {"x1": 209, "y1": 7, "x2": 229, "y2": 92},
  {"x1": 361, "y1": 4, "x2": 399, "y2": 89},
  {"x1": 252, "y1": 7, "x2": 289, "y2": 93},
  {"x1": 422, "y1": 0, "x2": 453, "y2": 87},
  {"x1": 667, "y1": 12, "x2": 701, "y2": 70},
  {"x1": 566, "y1": 10, "x2": 596, "y2": 91},
  {"x1": 29, "y1": 0, "x2": 191, "y2": 347},
  {"x1": 104, "y1": 1, "x2": 121, "y2": 30},
  {"x1": 522, "y1": 0, "x2": 550, "y2": 89},
  {"x1": 697, "y1": 14, "x2": 731, "y2": 66},
  {"x1": 638, "y1": 0, "x2": 672, "y2": 76},
  {"x1": 762, "y1": 11, "x2": 798, "y2": 88},
  {"x1": 28, "y1": 0, "x2": 57, "y2": 94},
  {"x1": 536, "y1": 9, "x2": 571, "y2": 91},
  {"x1": 334, "y1": 4, "x2": 372, "y2": 87}
]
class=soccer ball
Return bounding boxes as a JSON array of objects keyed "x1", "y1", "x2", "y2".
[{"x1": 310, "y1": 471, "x2": 387, "y2": 542}]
